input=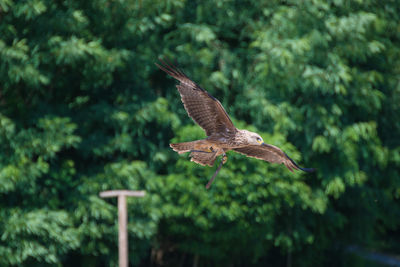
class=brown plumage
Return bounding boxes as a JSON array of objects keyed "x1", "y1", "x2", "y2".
[{"x1": 156, "y1": 59, "x2": 314, "y2": 188}]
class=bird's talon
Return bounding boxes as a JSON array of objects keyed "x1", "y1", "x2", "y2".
[{"x1": 222, "y1": 154, "x2": 227, "y2": 164}]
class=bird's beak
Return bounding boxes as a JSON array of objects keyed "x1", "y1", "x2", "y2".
[{"x1": 258, "y1": 140, "x2": 265, "y2": 145}]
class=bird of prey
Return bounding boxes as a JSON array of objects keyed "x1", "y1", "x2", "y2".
[{"x1": 156, "y1": 60, "x2": 314, "y2": 189}]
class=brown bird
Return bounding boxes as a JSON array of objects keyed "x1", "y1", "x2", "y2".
[{"x1": 156, "y1": 60, "x2": 314, "y2": 189}]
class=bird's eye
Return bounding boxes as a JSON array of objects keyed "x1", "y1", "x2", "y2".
[{"x1": 256, "y1": 137, "x2": 261, "y2": 141}]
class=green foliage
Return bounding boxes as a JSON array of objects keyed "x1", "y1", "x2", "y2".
[{"x1": 0, "y1": 0, "x2": 399, "y2": 266}]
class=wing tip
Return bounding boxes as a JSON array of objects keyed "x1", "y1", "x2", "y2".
[
  {"x1": 155, "y1": 58, "x2": 182, "y2": 79},
  {"x1": 156, "y1": 57, "x2": 210, "y2": 92},
  {"x1": 284, "y1": 152, "x2": 315, "y2": 174},
  {"x1": 299, "y1": 167, "x2": 316, "y2": 173},
  {"x1": 155, "y1": 57, "x2": 189, "y2": 79}
]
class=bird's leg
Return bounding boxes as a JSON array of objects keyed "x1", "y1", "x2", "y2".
[{"x1": 205, "y1": 153, "x2": 227, "y2": 189}]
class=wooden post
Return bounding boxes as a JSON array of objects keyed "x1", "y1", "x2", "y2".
[
  {"x1": 100, "y1": 190, "x2": 146, "y2": 267},
  {"x1": 118, "y1": 194, "x2": 128, "y2": 267}
]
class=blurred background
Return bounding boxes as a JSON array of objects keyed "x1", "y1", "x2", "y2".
[{"x1": 1, "y1": 0, "x2": 399, "y2": 266}]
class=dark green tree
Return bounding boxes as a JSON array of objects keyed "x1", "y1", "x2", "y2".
[{"x1": 0, "y1": 0, "x2": 399, "y2": 266}]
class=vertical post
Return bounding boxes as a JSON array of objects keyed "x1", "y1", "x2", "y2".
[
  {"x1": 118, "y1": 195, "x2": 128, "y2": 267},
  {"x1": 100, "y1": 190, "x2": 146, "y2": 267}
]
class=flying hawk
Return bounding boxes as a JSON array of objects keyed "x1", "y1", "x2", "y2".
[{"x1": 156, "y1": 60, "x2": 314, "y2": 189}]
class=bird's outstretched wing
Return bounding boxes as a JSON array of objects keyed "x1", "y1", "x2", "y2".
[
  {"x1": 233, "y1": 144, "x2": 315, "y2": 172},
  {"x1": 156, "y1": 59, "x2": 237, "y2": 136}
]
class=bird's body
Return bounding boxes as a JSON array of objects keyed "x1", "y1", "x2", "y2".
[
  {"x1": 156, "y1": 60, "x2": 314, "y2": 188},
  {"x1": 170, "y1": 130, "x2": 242, "y2": 166}
]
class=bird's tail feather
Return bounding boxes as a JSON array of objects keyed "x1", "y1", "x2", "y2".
[
  {"x1": 170, "y1": 140, "x2": 218, "y2": 167},
  {"x1": 170, "y1": 141, "x2": 207, "y2": 154}
]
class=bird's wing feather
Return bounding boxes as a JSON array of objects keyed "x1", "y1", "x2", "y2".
[
  {"x1": 156, "y1": 60, "x2": 236, "y2": 136},
  {"x1": 233, "y1": 144, "x2": 315, "y2": 172}
]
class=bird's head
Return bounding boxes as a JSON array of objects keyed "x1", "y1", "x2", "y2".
[{"x1": 241, "y1": 130, "x2": 265, "y2": 146}]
